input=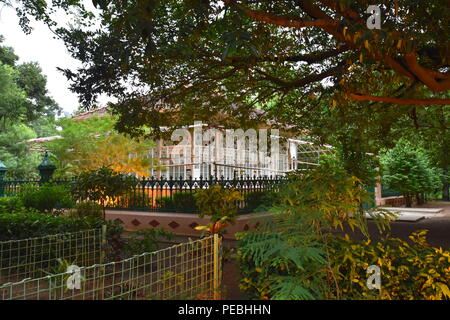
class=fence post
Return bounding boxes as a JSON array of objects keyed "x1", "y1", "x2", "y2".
[
  {"x1": 37, "y1": 152, "x2": 56, "y2": 185},
  {"x1": 0, "y1": 161, "x2": 7, "y2": 197},
  {"x1": 101, "y1": 224, "x2": 107, "y2": 263},
  {"x1": 213, "y1": 233, "x2": 221, "y2": 300}
]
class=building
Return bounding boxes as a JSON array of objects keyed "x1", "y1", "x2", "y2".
[{"x1": 72, "y1": 106, "x2": 332, "y2": 179}]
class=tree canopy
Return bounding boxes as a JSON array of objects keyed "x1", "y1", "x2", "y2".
[
  {"x1": 4, "y1": 1, "x2": 449, "y2": 133},
  {"x1": 380, "y1": 140, "x2": 442, "y2": 206},
  {"x1": 45, "y1": 114, "x2": 157, "y2": 177},
  {"x1": 0, "y1": 35, "x2": 61, "y2": 178}
]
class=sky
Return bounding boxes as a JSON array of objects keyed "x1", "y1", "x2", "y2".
[{"x1": 0, "y1": 4, "x2": 113, "y2": 115}]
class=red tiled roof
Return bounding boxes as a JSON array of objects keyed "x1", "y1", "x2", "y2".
[{"x1": 72, "y1": 106, "x2": 110, "y2": 120}]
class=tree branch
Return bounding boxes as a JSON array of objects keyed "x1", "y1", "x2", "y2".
[
  {"x1": 223, "y1": 0, "x2": 336, "y2": 29},
  {"x1": 255, "y1": 62, "x2": 345, "y2": 89},
  {"x1": 348, "y1": 93, "x2": 450, "y2": 105},
  {"x1": 404, "y1": 52, "x2": 450, "y2": 92},
  {"x1": 223, "y1": 45, "x2": 350, "y2": 64}
]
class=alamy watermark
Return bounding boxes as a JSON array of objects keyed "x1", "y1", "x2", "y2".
[
  {"x1": 66, "y1": 265, "x2": 81, "y2": 290},
  {"x1": 170, "y1": 121, "x2": 286, "y2": 172},
  {"x1": 366, "y1": 265, "x2": 381, "y2": 290},
  {"x1": 366, "y1": 5, "x2": 381, "y2": 30}
]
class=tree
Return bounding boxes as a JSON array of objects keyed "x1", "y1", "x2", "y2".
[
  {"x1": 0, "y1": 36, "x2": 61, "y2": 124},
  {"x1": 0, "y1": 62, "x2": 27, "y2": 128},
  {"x1": 0, "y1": 35, "x2": 18, "y2": 66},
  {"x1": 389, "y1": 102, "x2": 450, "y2": 201},
  {"x1": 0, "y1": 37, "x2": 61, "y2": 178},
  {"x1": 380, "y1": 140, "x2": 442, "y2": 207},
  {"x1": 15, "y1": 62, "x2": 61, "y2": 121},
  {"x1": 71, "y1": 166, "x2": 137, "y2": 219},
  {"x1": 45, "y1": 114, "x2": 157, "y2": 177},
  {"x1": 6, "y1": 2, "x2": 449, "y2": 136},
  {"x1": 0, "y1": 123, "x2": 41, "y2": 179}
]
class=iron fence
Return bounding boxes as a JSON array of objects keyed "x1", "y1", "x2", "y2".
[
  {"x1": 0, "y1": 176, "x2": 285, "y2": 213},
  {"x1": 0, "y1": 234, "x2": 222, "y2": 300}
]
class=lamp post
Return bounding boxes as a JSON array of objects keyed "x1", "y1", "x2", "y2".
[
  {"x1": 37, "y1": 152, "x2": 56, "y2": 185},
  {"x1": 0, "y1": 161, "x2": 7, "y2": 197}
]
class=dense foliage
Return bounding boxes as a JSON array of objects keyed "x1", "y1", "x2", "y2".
[
  {"x1": 0, "y1": 210, "x2": 118, "y2": 241},
  {"x1": 329, "y1": 231, "x2": 450, "y2": 300},
  {"x1": 0, "y1": 35, "x2": 60, "y2": 178},
  {"x1": 45, "y1": 115, "x2": 157, "y2": 177},
  {"x1": 20, "y1": 183, "x2": 75, "y2": 214},
  {"x1": 0, "y1": 196, "x2": 26, "y2": 213},
  {"x1": 195, "y1": 184, "x2": 243, "y2": 223},
  {"x1": 380, "y1": 140, "x2": 442, "y2": 206},
  {"x1": 71, "y1": 200, "x2": 103, "y2": 219},
  {"x1": 240, "y1": 227, "x2": 450, "y2": 300},
  {"x1": 123, "y1": 229, "x2": 174, "y2": 257},
  {"x1": 71, "y1": 167, "x2": 137, "y2": 218},
  {"x1": 237, "y1": 158, "x2": 398, "y2": 300},
  {"x1": 156, "y1": 192, "x2": 198, "y2": 213}
]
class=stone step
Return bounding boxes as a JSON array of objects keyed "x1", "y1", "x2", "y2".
[
  {"x1": 365, "y1": 211, "x2": 426, "y2": 222},
  {"x1": 379, "y1": 207, "x2": 443, "y2": 214}
]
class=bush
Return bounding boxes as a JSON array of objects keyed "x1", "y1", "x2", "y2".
[
  {"x1": 71, "y1": 201, "x2": 103, "y2": 219},
  {"x1": 71, "y1": 167, "x2": 137, "y2": 218},
  {"x1": 237, "y1": 158, "x2": 449, "y2": 300},
  {"x1": 115, "y1": 191, "x2": 152, "y2": 209},
  {"x1": 20, "y1": 183, "x2": 75, "y2": 214},
  {"x1": 329, "y1": 230, "x2": 450, "y2": 300},
  {"x1": 239, "y1": 229, "x2": 450, "y2": 300},
  {"x1": 0, "y1": 210, "x2": 121, "y2": 241},
  {"x1": 0, "y1": 197, "x2": 25, "y2": 214},
  {"x1": 243, "y1": 190, "x2": 279, "y2": 213},
  {"x1": 123, "y1": 229, "x2": 174, "y2": 257},
  {"x1": 237, "y1": 157, "x2": 394, "y2": 300},
  {"x1": 195, "y1": 185, "x2": 243, "y2": 223},
  {"x1": 157, "y1": 192, "x2": 198, "y2": 213}
]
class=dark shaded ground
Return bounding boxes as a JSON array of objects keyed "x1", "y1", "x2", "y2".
[{"x1": 352, "y1": 217, "x2": 450, "y2": 249}]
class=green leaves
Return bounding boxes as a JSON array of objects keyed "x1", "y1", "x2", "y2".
[
  {"x1": 20, "y1": 183, "x2": 75, "y2": 214},
  {"x1": 194, "y1": 184, "x2": 243, "y2": 223},
  {"x1": 380, "y1": 139, "x2": 443, "y2": 206},
  {"x1": 71, "y1": 166, "x2": 137, "y2": 218},
  {"x1": 45, "y1": 114, "x2": 155, "y2": 177}
]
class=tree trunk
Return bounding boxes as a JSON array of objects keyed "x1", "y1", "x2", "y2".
[
  {"x1": 405, "y1": 194, "x2": 413, "y2": 207},
  {"x1": 443, "y1": 167, "x2": 449, "y2": 201},
  {"x1": 416, "y1": 193, "x2": 425, "y2": 205}
]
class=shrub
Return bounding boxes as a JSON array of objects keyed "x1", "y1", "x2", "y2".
[
  {"x1": 157, "y1": 192, "x2": 198, "y2": 213},
  {"x1": 123, "y1": 229, "x2": 174, "y2": 257},
  {"x1": 71, "y1": 201, "x2": 103, "y2": 219},
  {"x1": 239, "y1": 228, "x2": 450, "y2": 300},
  {"x1": 71, "y1": 166, "x2": 136, "y2": 218},
  {"x1": 20, "y1": 183, "x2": 75, "y2": 214},
  {"x1": 195, "y1": 184, "x2": 243, "y2": 223},
  {"x1": 116, "y1": 191, "x2": 152, "y2": 209},
  {"x1": 0, "y1": 197, "x2": 25, "y2": 214},
  {"x1": 193, "y1": 185, "x2": 244, "y2": 235},
  {"x1": 243, "y1": 190, "x2": 279, "y2": 213},
  {"x1": 237, "y1": 157, "x2": 394, "y2": 300},
  {"x1": 0, "y1": 210, "x2": 121, "y2": 241},
  {"x1": 328, "y1": 231, "x2": 450, "y2": 300}
]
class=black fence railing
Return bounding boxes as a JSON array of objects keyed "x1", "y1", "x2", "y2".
[
  {"x1": 0, "y1": 176, "x2": 286, "y2": 214},
  {"x1": 0, "y1": 179, "x2": 73, "y2": 197}
]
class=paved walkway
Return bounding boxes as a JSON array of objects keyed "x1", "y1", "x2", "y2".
[{"x1": 355, "y1": 201, "x2": 450, "y2": 249}]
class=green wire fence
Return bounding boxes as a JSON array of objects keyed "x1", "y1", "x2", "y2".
[
  {"x1": 0, "y1": 234, "x2": 222, "y2": 300},
  {"x1": 0, "y1": 228, "x2": 105, "y2": 285}
]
